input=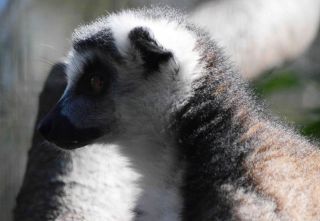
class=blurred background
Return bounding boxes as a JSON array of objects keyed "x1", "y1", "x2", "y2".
[{"x1": 1, "y1": 0, "x2": 320, "y2": 220}]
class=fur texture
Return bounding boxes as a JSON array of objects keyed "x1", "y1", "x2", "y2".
[
  {"x1": 175, "y1": 30, "x2": 320, "y2": 220},
  {"x1": 16, "y1": 6, "x2": 320, "y2": 221}
]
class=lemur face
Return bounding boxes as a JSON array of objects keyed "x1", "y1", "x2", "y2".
[
  {"x1": 38, "y1": 50, "x2": 118, "y2": 149},
  {"x1": 38, "y1": 27, "x2": 182, "y2": 149},
  {"x1": 38, "y1": 11, "x2": 200, "y2": 149}
]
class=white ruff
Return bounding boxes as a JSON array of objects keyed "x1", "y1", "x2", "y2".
[{"x1": 56, "y1": 138, "x2": 184, "y2": 221}]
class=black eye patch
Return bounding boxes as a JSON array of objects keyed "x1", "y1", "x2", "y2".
[{"x1": 75, "y1": 56, "x2": 116, "y2": 97}]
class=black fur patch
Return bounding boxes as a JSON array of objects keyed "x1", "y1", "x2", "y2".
[
  {"x1": 176, "y1": 86, "x2": 248, "y2": 220},
  {"x1": 129, "y1": 27, "x2": 173, "y2": 73},
  {"x1": 73, "y1": 29, "x2": 122, "y2": 61},
  {"x1": 174, "y1": 31, "x2": 254, "y2": 221}
]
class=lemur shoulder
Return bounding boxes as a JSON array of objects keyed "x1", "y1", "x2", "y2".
[{"x1": 37, "y1": 7, "x2": 320, "y2": 221}]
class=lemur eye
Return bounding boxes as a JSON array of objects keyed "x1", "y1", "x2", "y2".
[{"x1": 90, "y1": 75, "x2": 104, "y2": 95}]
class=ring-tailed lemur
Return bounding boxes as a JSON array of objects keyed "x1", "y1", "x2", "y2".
[{"x1": 38, "y1": 7, "x2": 320, "y2": 221}]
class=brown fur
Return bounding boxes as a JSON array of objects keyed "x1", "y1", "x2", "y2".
[
  {"x1": 191, "y1": 28, "x2": 320, "y2": 220},
  {"x1": 243, "y1": 119, "x2": 320, "y2": 220}
]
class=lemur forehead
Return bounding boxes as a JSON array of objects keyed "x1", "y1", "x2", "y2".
[
  {"x1": 70, "y1": 21, "x2": 121, "y2": 82},
  {"x1": 72, "y1": 26, "x2": 122, "y2": 60},
  {"x1": 72, "y1": 9, "x2": 195, "y2": 57},
  {"x1": 106, "y1": 11, "x2": 196, "y2": 57},
  {"x1": 68, "y1": 8, "x2": 201, "y2": 82}
]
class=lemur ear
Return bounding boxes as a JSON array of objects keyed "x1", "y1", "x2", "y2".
[{"x1": 129, "y1": 27, "x2": 173, "y2": 72}]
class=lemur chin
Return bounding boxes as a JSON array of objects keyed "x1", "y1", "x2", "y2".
[{"x1": 38, "y1": 7, "x2": 320, "y2": 221}]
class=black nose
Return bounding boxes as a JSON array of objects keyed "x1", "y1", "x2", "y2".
[
  {"x1": 36, "y1": 109, "x2": 80, "y2": 149},
  {"x1": 37, "y1": 97, "x2": 105, "y2": 149},
  {"x1": 36, "y1": 103, "x2": 104, "y2": 149}
]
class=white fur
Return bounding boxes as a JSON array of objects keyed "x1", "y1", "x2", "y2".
[
  {"x1": 61, "y1": 10, "x2": 204, "y2": 221},
  {"x1": 109, "y1": 11, "x2": 202, "y2": 88},
  {"x1": 55, "y1": 144, "x2": 141, "y2": 221}
]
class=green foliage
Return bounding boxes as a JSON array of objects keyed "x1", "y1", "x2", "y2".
[
  {"x1": 253, "y1": 68, "x2": 320, "y2": 139},
  {"x1": 253, "y1": 70, "x2": 300, "y2": 95},
  {"x1": 302, "y1": 120, "x2": 320, "y2": 138}
]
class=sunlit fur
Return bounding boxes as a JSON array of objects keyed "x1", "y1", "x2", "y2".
[
  {"x1": 54, "y1": 7, "x2": 320, "y2": 221},
  {"x1": 60, "y1": 7, "x2": 202, "y2": 221}
]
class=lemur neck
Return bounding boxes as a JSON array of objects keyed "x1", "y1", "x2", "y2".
[
  {"x1": 108, "y1": 130, "x2": 184, "y2": 221},
  {"x1": 175, "y1": 39, "x2": 264, "y2": 220}
]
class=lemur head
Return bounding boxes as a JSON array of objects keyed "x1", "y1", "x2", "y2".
[{"x1": 38, "y1": 8, "x2": 202, "y2": 149}]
